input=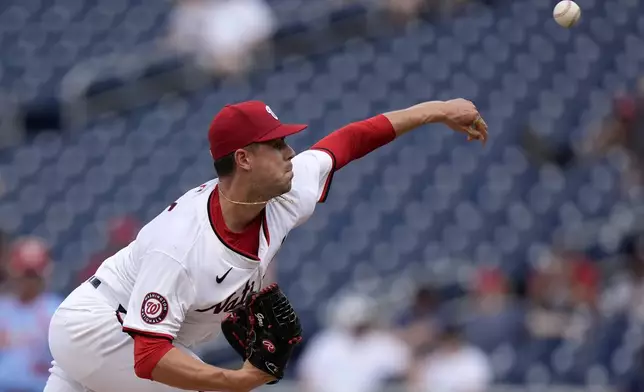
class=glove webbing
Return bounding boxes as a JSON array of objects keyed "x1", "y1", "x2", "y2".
[{"x1": 247, "y1": 284, "x2": 302, "y2": 346}]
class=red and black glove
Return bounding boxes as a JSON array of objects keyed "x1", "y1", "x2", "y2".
[{"x1": 221, "y1": 283, "x2": 303, "y2": 383}]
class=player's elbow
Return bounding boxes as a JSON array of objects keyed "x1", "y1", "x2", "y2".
[
  {"x1": 134, "y1": 349, "x2": 164, "y2": 380},
  {"x1": 134, "y1": 361, "x2": 154, "y2": 380},
  {"x1": 133, "y1": 334, "x2": 175, "y2": 380}
]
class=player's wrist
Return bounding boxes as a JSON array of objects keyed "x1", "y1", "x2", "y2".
[
  {"x1": 403, "y1": 101, "x2": 447, "y2": 125},
  {"x1": 230, "y1": 362, "x2": 275, "y2": 390},
  {"x1": 420, "y1": 101, "x2": 448, "y2": 124}
]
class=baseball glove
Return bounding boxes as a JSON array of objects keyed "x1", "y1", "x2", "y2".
[{"x1": 221, "y1": 283, "x2": 303, "y2": 383}]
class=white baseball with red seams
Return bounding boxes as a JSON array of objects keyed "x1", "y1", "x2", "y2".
[{"x1": 553, "y1": 0, "x2": 581, "y2": 28}]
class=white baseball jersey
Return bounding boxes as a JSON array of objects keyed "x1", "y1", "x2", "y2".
[{"x1": 93, "y1": 149, "x2": 333, "y2": 348}]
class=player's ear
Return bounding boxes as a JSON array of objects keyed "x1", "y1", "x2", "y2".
[{"x1": 234, "y1": 148, "x2": 253, "y2": 172}]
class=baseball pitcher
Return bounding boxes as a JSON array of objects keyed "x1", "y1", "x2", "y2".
[{"x1": 44, "y1": 99, "x2": 487, "y2": 392}]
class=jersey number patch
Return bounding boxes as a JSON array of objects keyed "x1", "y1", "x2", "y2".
[{"x1": 140, "y1": 292, "x2": 169, "y2": 324}]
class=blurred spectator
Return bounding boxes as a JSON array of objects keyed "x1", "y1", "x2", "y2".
[
  {"x1": 585, "y1": 80, "x2": 644, "y2": 188},
  {"x1": 525, "y1": 251, "x2": 593, "y2": 341},
  {"x1": 463, "y1": 268, "x2": 526, "y2": 354},
  {"x1": 394, "y1": 286, "x2": 441, "y2": 355},
  {"x1": 523, "y1": 76, "x2": 644, "y2": 191},
  {"x1": 412, "y1": 322, "x2": 493, "y2": 392},
  {"x1": 620, "y1": 348, "x2": 644, "y2": 392},
  {"x1": 297, "y1": 293, "x2": 411, "y2": 392},
  {"x1": 601, "y1": 235, "x2": 644, "y2": 323},
  {"x1": 0, "y1": 236, "x2": 62, "y2": 392},
  {"x1": 0, "y1": 229, "x2": 9, "y2": 292},
  {"x1": 521, "y1": 124, "x2": 577, "y2": 169},
  {"x1": 168, "y1": 0, "x2": 276, "y2": 76},
  {"x1": 523, "y1": 250, "x2": 602, "y2": 373},
  {"x1": 76, "y1": 216, "x2": 141, "y2": 285},
  {"x1": 381, "y1": 0, "x2": 488, "y2": 23},
  {"x1": 568, "y1": 254, "x2": 601, "y2": 312},
  {"x1": 384, "y1": 0, "x2": 428, "y2": 22}
]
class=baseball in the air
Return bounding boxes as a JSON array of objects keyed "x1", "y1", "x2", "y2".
[{"x1": 553, "y1": 1, "x2": 581, "y2": 28}]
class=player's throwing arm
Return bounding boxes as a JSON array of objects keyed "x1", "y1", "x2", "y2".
[{"x1": 384, "y1": 99, "x2": 487, "y2": 141}]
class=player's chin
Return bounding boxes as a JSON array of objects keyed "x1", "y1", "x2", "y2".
[
  {"x1": 279, "y1": 172, "x2": 294, "y2": 193},
  {"x1": 282, "y1": 177, "x2": 293, "y2": 193}
]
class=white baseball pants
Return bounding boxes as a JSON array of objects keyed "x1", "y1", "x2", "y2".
[{"x1": 44, "y1": 281, "x2": 197, "y2": 392}]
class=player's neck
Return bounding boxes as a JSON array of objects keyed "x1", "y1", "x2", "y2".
[{"x1": 217, "y1": 182, "x2": 266, "y2": 233}]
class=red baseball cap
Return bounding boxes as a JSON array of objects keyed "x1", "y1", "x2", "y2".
[{"x1": 208, "y1": 101, "x2": 307, "y2": 160}]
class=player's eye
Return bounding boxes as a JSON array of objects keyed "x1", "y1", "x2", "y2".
[{"x1": 267, "y1": 138, "x2": 287, "y2": 150}]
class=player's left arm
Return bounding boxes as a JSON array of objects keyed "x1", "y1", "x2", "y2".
[{"x1": 311, "y1": 99, "x2": 487, "y2": 173}]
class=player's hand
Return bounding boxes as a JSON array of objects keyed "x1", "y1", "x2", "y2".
[
  {"x1": 440, "y1": 99, "x2": 488, "y2": 145},
  {"x1": 222, "y1": 283, "x2": 302, "y2": 384}
]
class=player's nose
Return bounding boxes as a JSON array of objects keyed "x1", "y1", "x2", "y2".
[{"x1": 285, "y1": 145, "x2": 295, "y2": 161}]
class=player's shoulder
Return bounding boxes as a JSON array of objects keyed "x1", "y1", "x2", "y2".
[
  {"x1": 286, "y1": 149, "x2": 333, "y2": 198},
  {"x1": 264, "y1": 150, "x2": 333, "y2": 227},
  {"x1": 136, "y1": 179, "x2": 217, "y2": 259},
  {"x1": 158, "y1": 178, "x2": 216, "y2": 219},
  {"x1": 177, "y1": 179, "x2": 218, "y2": 202},
  {"x1": 291, "y1": 149, "x2": 333, "y2": 169}
]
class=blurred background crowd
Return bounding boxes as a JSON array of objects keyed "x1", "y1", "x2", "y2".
[{"x1": 1, "y1": 0, "x2": 643, "y2": 391}]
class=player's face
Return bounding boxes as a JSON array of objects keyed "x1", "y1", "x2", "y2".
[{"x1": 248, "y1": 138, "x2": 295, "y2": 197}]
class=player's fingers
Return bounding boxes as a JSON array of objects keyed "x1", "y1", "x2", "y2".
[
  {"x1": 466, "y1": 126, "x2": 482, "y2": 141},
  {"x1": 478, "y1": 117, "x2": 488, "y2": 135},
  {"x1": 472, "y1": 116, "x2": 488, "y2": 144},
  {"x1": 476, "y1": 121, "x2": 488, "y2": 144},
  {"x1": 451, "y1": 120, "x2": 482, "y2": 143}
]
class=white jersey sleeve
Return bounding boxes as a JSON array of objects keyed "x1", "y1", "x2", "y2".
[
  {"x1": 287, "y1": 149, "x2": 334, "y2": 226},
  {"x1": 121, "y1": 251, "x2": 196, "y2": 340},
  {"x1": 292, "y1": 149, "x2": 334, "y2": 202}
]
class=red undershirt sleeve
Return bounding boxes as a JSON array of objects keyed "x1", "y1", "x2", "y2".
[
  {"x1": 133, "y1": 334, "x2": 175, "y2": 380},
  {"x1": 311, "y1": 114, "x2": 396, "y2": 171}
]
